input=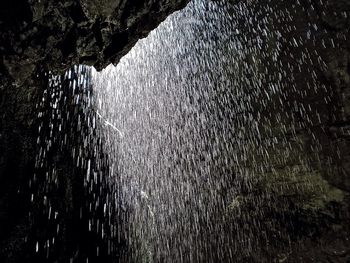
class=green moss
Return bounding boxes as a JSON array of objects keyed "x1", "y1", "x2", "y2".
[
  {"x1": 227, "y1": 195, "x2": 242, "y2": 211},
  {"x1": 227, "y1": 159, "x2": 345, "y2": 215}
]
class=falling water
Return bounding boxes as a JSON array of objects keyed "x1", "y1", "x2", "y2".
[
  {"x1": 92, "y1": 0, "x2": 339, "y2": 261},
  {"x1": 32, "y1": 0, "x2": 349, "y2": 262}
]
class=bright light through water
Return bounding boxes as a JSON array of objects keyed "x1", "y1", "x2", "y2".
[
  {"x1": 36, "y1": 0, "x2": 348, "y2": 262},
  {"x1": 93, "y1": 0, "x2": 299, "y2": 261}
]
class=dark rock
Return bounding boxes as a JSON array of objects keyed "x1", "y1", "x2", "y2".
[{"x1": 0, "y1": 0, "x2": 190, "y2": 84}]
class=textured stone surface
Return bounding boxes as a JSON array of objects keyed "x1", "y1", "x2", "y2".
[
  {"x1": 0, "y1": 0, "x2": 189, "y2": 84},
  {"x1": 221, "y1": 0, "x2": 350, "y2": 261}
]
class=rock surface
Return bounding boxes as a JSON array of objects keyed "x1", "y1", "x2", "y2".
[
  {"x1": 220, "y1": 0, "x2": 350, "y2": 261},
  {"x1": 0, "y1": 0, "x2": 189, "y2": 84}
]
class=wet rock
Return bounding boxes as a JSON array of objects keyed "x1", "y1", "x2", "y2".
[{"x1": 0, "y1": 0, "x2": 190, "y2": 84}]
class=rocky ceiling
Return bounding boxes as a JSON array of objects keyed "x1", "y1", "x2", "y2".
[{"x1": 0, "y1": 0, "x2": 190, "y2": 85}]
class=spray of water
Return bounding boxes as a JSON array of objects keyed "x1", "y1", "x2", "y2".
[
  {"x1": 92, "y1": 0, "x2": 341, "y2": 261},
  {"x1": 33, "y1": 0, "x2": 348, "y2": 262}
]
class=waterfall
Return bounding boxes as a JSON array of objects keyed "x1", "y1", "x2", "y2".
[
  {"x1": 32, "y1": 0, "x2": 349, "y2": 262},
  {"x1": 92, "y1": 0, "x2": 324, "y2": 261}
]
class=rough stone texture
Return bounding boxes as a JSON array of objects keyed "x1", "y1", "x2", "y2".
[
  {"x1": 220, "y1": 0, "x2": 350, "y2": 261},
  {"x1": 0, "y1": 0, "x2": 189, "y2": 85},
  {"x1": 0, "y1": 72, "x2": 41, "y2": 262}
]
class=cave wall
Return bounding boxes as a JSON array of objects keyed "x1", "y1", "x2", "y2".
[
  {"x1": 0, "y1": 71, "x2": 41, "y2": 262},
  {"x1": 221, "y1": 0, "x2": 350, "y2": 261}
]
